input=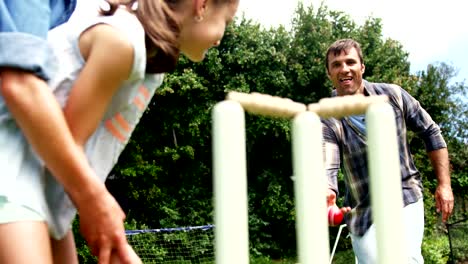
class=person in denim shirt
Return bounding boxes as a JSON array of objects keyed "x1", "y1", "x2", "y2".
[
  {"x1": 0, "y1": 1, "x2": 136, "y2": 263},
  {"x1": 322, "y1": 39, "x2": 454, "y2": 264},
  {"x1": 0, "y1": 0, "x2": 76, "y2": 79},
  {"x1": 1, "y1": 0, "x2": 240, "y2": 263}
]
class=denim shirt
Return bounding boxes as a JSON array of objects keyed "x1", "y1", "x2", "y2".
[
  {"x1": 322, "y1": 80, "x2": 447, "y2": 236},
  {"x1": 0, "y1": 0, "x2": 76, "y2": 80}
]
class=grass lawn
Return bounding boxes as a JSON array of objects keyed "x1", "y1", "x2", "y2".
[{"x1": 250, "y1": 249, "x2": 356, "y2": 264}]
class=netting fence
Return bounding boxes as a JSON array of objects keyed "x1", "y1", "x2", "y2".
[
  {"x1": 126, "y1": 224, "x2": 215, "y2": 264},
  {"x1": 447, "y1": 218, "x2": 468, "y2": 264}
]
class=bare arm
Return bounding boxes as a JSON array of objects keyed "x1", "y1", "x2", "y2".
[
  {"x1": 428, "y1": 148, "x2": 454, "y2": 222},
  {"x1": 65, "y1": 24, "x2": 134, "y2": 145},
  {"x1": 62, "y1": 24, "x2": 135, "y2": 263},
  {"x1": 0, "y1": 70, "x2": 106, "y2": 208}
]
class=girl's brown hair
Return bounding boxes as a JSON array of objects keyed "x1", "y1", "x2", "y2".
[{"x1": 101, "y1": 0, "x2": 180, "y2": 73}]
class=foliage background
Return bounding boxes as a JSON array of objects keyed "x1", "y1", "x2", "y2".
[{"x1": 75, "y1": 2, "x2": 467, "y2": 263}]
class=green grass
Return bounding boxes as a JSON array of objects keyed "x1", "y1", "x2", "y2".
[
  {"x1": 332, "y1": 249, "x2": 357, "y2": 264},
  {"x1": 249, "y1": 250, "x2": 356, "y2": 264},
  {"x1": 250, "y1": 256, "x2": 296, "y2": 264}
]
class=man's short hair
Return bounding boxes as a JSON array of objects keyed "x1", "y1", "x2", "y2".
[{"x1": 325, "y1": 39, "x2": 364, "y2": 71}]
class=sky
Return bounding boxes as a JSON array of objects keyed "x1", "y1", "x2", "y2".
[{"x1": 237, "y1": 0, "x2": 468, "y2": 84}]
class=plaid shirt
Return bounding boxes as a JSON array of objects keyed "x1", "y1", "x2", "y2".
[{"x1": 322, "y1": 80, "x2": 447, "y2": 236}]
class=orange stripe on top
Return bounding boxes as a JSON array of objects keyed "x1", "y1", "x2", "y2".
[
  {"x1": 133, "y1": 97, "x2": 145, "y2": 111},
  {"x1": 114, "y1": 113, "x2": 131, "y2": 132},
  {"x1": 139, "y1": 86, "x2": 150, "y2": 100},
  {"x1": 105, "y1": 119, "x2": 126, "y2": 143}
]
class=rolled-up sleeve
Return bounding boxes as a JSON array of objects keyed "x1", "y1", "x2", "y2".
[
  {"x1": 322, "y1": 120, "x2": 341, "y2": 195},
  {"x1": 0, "y1": 33, "x2": 57, "y2": 80},
  {"x1": 401, "y1": 88, "x2": 447, "y2": 152},
  {"x1": 0, "y1": 0, "x2": 74, "y2": 80}
]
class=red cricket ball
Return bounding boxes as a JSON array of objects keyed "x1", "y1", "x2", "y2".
[{"x1": 328, "y1": 205, "x2": 344, "y2": 226}]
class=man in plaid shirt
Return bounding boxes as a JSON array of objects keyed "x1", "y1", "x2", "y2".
[{"x1": 322, "y1": 39, "x2": 454, "y2": 263}]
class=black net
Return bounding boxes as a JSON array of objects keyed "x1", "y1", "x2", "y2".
[{"x1": 447, "y1": 218, "x2": 468, "y2": 264}]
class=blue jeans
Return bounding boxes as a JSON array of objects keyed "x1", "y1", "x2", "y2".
[
  {"x1": 350, "y1": 199, "x2": 425, "y2": 264},
  {"x1": 0, "y1": 0, "x2": 76, "y2": 80}
]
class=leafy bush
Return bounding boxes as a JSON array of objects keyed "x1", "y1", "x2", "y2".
[{"x1": 422, "y1": 232, "x2": 450, "y2": 264}]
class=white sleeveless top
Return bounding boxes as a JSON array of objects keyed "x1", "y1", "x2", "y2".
[{"x1": 44, "y1": 9, "x2": 164, "y2": 239}]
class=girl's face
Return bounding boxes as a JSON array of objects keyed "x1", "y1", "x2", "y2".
[{"x1": 178, "y1": 0, "x2": 239, "y2": 62}]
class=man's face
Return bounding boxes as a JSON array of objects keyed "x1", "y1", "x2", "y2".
[{"x1": 326, "y1": 47, "x2": 365, "y2": 96}]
